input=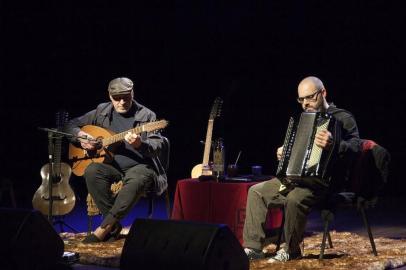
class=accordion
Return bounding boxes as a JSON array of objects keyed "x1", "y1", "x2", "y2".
[{"x1": 276, "y1": 112, "x2": 336, "y2": 182}]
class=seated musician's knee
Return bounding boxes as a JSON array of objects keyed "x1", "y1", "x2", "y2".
[
  {"x1": 285, "y1": 192, "x2": 304, "y2": 208},
  {"x1": 247, "y1": 183, "x2": 263, "y2": 198},
  {"x1": 84, "y1": 163, "x2": 103, "y2": 179}
]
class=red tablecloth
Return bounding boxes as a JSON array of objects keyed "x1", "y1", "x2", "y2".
[{"x1": 171, "y1": 178, "x2": 283, "y2": 245}]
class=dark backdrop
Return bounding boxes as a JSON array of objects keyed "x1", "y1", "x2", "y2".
[{"x1": 1, "y1": 1, "x2": 405, "y2": 208}]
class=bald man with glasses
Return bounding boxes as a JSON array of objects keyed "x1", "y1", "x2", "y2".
[{"x1": 243, "y1": 76, "x2": 361, "y2": 263}]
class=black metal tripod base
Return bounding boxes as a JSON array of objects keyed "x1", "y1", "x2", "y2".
[{"x1": 53, "y1": 216, "x2": 78, "y2": 233}]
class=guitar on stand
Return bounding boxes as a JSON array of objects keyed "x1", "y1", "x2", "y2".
[
  {"x1": 33, "y1": 111, "x2": 76, "y2": 231},
  {"x1": 191, "y1": 97, "x2": 223, "y2": 178}
]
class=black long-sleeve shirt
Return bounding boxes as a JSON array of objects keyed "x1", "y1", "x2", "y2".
[{"x1": 326, "y1": 103, "x2": 361, "y2": 191}]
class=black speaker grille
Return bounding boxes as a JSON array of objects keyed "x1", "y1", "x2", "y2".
[{"x1": 120, "y1": 219, "x2": 249, "y2": 270}]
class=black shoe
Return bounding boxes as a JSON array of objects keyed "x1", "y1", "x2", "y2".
[{"x1": 82, "y1": 234, "x2": 102, "y2": 244}]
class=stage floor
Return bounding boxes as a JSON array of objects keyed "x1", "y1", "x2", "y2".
[{"x1": 38, "y1": 195, "x2": 406, "y2": 269}]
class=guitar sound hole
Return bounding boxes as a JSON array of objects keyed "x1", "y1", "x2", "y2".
[
  {"x1": 52, "y1": 176, "x2": 62, "y2": 183},
  {"x1": 95, "y1": 138, "x2": 103, "y2": 150},
  {"x1": 86, "y1": 149, "x2": 98, "y2": 157}
]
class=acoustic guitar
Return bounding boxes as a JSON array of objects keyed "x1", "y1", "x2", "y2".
[
  {"x1": 32, "y1": 111, "x2": 76, "y2": 216},
  {"x1": 68, "y1": 120, "x2": 169, "y2": 176},
  {"x1": 191, "y1": 97, "x2": 223, "y2": 178}
]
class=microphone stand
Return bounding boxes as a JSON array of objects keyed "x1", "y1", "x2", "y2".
[
  {"x1": 39, "y1": 127, "x2": 90, "y2": 141},
  {"x1": 47, "y1": 130, "x2": 55, "y2": 222}
]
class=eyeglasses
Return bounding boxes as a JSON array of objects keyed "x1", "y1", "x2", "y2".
[
  {"x1": 111, "y1": 94, "x2": 132, "y2": 102},
  {"x1": 297, "y1": 89, "x2": 323, "y2": 103}
]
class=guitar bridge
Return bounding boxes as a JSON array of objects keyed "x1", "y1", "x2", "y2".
[{"x1": 42, "y1": 195, "x2": 67, "y2": 201}]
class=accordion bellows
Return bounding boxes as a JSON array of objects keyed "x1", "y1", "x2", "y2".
[{"x1": 276, "y1": 112, "x2": 335, "y2": 181}]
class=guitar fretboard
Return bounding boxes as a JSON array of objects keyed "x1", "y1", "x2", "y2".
[
  {"x1": 102, "y1": 125, "x2": 146, "y2": 146},
  {"x1": 53, "y1": 135, "x2": 62, "y2": 177},
  {"x1": 53, "y1": 111, "x2": 68, "y2": 177},
  {"x1": 202, "y1": 120, "x2": 214, "y2": 166},
  {"x1": 100, "y1": 120, "x2": 168, "y2": 147}
]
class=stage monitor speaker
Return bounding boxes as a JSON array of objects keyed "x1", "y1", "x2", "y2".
[
  {"x1": 0, "y1": 208, "x2": 64, "y2": 270},
  {"x1": 120, "y1": 218, "x2": 249, "y2": 270}
]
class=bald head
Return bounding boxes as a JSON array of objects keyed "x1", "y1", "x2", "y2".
[
  {"x1": 298, "y1": 76, "x2": 324, "y2": 92},
  {"x1": 297, "y1": 76, "x2": 328, "y2": 112}
]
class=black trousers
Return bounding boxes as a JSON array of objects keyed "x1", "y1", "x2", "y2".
[
  {"x1": 243, "y1": 177, "x2": 327, "y2": 254},
  {"x1": 84, "y1": 162, "x2": 157, "y2": 228}
]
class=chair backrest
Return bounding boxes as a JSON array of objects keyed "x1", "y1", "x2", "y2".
[{"x1": 349, "y1": 139, "x2": 390, "y2": 199}]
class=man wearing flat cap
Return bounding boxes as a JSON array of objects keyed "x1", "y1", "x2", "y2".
[{"x1": 64, "y1": 77, "x2": 167, "y2": 243}]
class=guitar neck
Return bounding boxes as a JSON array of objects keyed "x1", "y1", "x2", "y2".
[
  {"x1": 202, "y1": 120, "x2": 214, "y2": 166},
  {"x1": 102, "y1": 125, "x2": 146, "y2": 146},
  {"x1": 52, "y1": 111, "x2": 68, "y2": 177},
  {"x1": 53, "y1": 136, "x2": 62, "y2": 176}
]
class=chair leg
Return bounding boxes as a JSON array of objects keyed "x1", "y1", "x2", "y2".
[
  {"x1": 327, "y1": 230, "x2": 333, "y2": 248},
  {"x1": 319, "y1": 218, "x2": 330, "y2": 260},
  {"x1": 276, "y1": 207, "x2": 285, "y2": 251},
  {"x1": 359, "y1": 206, "x2": 378, "y2": 256}
]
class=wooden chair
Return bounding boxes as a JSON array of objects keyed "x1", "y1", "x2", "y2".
[
  {"x1": 275, "y1": 139, "x2": 390, "y2": 259},
  {"x1": 86, "y1": 137, "x2": 171, "y2": 234}
]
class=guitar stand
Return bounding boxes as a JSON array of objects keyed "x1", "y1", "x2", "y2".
[
  {"x1": 53, "y1": 215, "x2": 79, "y2": 233},
  {"x1": 41, "y1": 128, "x2": 81, "y2": 233}
]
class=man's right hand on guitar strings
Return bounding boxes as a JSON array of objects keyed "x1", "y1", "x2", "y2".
[{"x1": 78, "y1": 130, "x2": 98, "y2": 150}]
